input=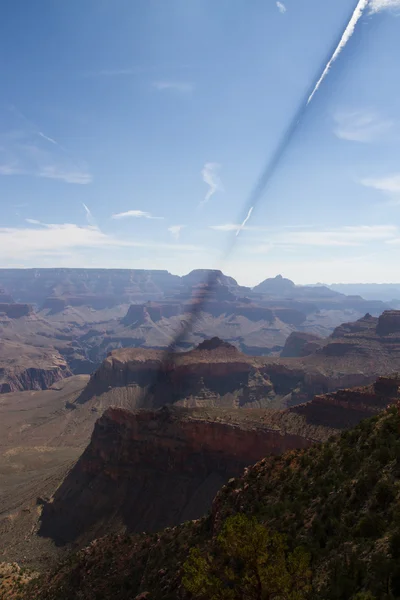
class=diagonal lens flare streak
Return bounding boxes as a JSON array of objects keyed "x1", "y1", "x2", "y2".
[{"x1": 148, "y1": 0, "x2": 370, "y2": 388}]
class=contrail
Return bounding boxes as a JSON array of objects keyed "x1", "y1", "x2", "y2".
[
  {"x1": 82, "y1": 203, "x2": 95, "y2": 226},
  {"x1": 236, "y1": 206, "x2": 253, "y2": 237},
  {"x1": 38, "y1": 131, "x2": 59, "y2": 146},
  {"x1": 149, "y1": 0, "x2": 371, "y2": 375},
  {"x1": 307, "y1": 0, "x2": 369, "y2": 104}
]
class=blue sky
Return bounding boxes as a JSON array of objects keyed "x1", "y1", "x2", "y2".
[{"x1": 1, "y1": 0, "x2": 399, "y2": 285}]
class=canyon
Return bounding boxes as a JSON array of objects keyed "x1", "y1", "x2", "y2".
[
  {"x1": 1, "y1": 328, "x2": 400, "y2": 568},
  {"x1": 0, "y1": 270, "x2": 394, "y2": 387}
]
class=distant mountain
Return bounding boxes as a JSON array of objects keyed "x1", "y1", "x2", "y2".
[
  {"x1": 329, "y1": 282, "x2": 400, "y2": 302},
  {"x1": 0, "y1": 269, "x2": 394, "y2": 382},
  {"x1": 252, "y1": 273, "x2": 296, "y2": 295}
]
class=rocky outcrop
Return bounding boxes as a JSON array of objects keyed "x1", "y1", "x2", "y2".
[
  {"x1": 376, "y1": 310, "x2": 400, "y2": 336},
  {"x1": 77, "y1": 339, "x2": 277, "y2": 409},
  {"x1": 253, "y1": 274, "x2": 296, "y2": 296},
  {"x1": 0, "y1": 303, "x2": 33, "y2": 319},
  {"x1": 290, "y1": 375, "x2": 400, "y2": 430},
  {"x1": 0, "y1": 341, "x2": 72, "y2": 393},
  {"x1": 39, "y1": 374, "x2": 400, "y2": 548},
  {"x1": 0, "y1": 366, "x2": 71, "y2": 393},
  {"x1": 41, "y1": 297, "x2": 68, "y2": 313},
  {"x1": 122, "y1": 302, "x2": 183, "y2": 326},
  {"x1": 39, "y1": 405, "x2": 313, "y2": 545},
  {"x1": 76, "y1": 315, "x2": 400, "y2": 411},
  {"x1": 182, "y1": 269, "x2": 242, "y2": 290},
  {"x1": 281, "y1": 332, "x2": 323, "y2": 357}
]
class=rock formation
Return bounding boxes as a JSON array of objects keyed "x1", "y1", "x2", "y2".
[
  {"x1": 0, "y1": 303, "x2": 33, "y2": 319},
  {"x1": 253, "y1": 274, "x2": 296, "y2": 296},
  {"x1": 0, "y1": 341, "x2": 71, "y2": 393},
  {"x1": 38, "y1": 373, "x2": 400, "y2": 549},
  {"x1": 280, "y1": 331, "x2": 323, "y2": 357},
  {"x1": 38, "y1": 404, "x2": 314, "y2": 545},
  {"x1": 77, "y1": 338, "x2": 278, "y2": 409}
]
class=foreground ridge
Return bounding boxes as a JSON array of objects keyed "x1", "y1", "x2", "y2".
[{"x1": 13, "y1": 380, "x2": 400, "y2": 599}]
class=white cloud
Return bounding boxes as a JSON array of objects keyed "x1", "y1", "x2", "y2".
[
  {"x1": 360, "y1": 174, "x2": 400, "y2": 193},
  {"x1": 276, "y1": 2, "x2": 287, "y2": 13},
  {"x1": 241, "y1": 225, "x2": 397, "y2": 251},
  {"x1": 0, "y1": 140, "x2": 91, "y2": 185},
  {"x1": 25, "y1": 218, "x2": 41, "y2": 225},
  {"x1": 0, "y1": 109, "x2": 91, "y2": 184},
  {"x1": 200, "y1": 162, "x2": 223, "y2": 207},
  {"x1": 283, "y1": 225, "x2": 397, "y2": 246},
  {"x1": 111, "y1": 210, "x2": 164, "y2": 220},
  {"x1": 39, "y1": 165, "x2": 92, "y2": 184},
  {"x1": 210, "y1": 223, "x2": 396, "y2": 246},
  {"x1": 307, "y1": 0, "x2": 369, "y2": 104},
  {"x1": 0, "y1": 221, "x2": 199, "y2": 264},
  {"x1": 168, "y1": 225, "x2": 185, "y2": 240},
  {"x1": 333, "y1": 110, "x2": 393, "y2": 142},
  {"x1": 369, "y1": 0, "x2": 400, "y2": 12},
  {"x1": 210, "y1": 223, "x2": 244, "y2": 232},
  {"x1": 152, "y1": 81, "x2": 194, "y2": 93}
]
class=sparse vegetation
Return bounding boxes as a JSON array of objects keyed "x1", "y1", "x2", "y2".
[{"x1": 17, "y1": 403, "x2": 400, "y2": 599}]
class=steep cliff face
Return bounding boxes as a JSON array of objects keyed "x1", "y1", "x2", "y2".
[
  {"x1": 376, "y1": 310, "x2": 400, "y2": 336},
  {"x1": 0, "y1": 303, "x2": 33, "y2": 318},
  {"x1": 23, "y1": 387, "x2": 400, "y2": 600},
  {"x1": 38, "y1": 405, "x2": 313, "y2": 545},
  {"x1": 0, "y1": 341, "x2": 72, "y2": 393},
  {"x1": 0, "y1": 366, "x2": 71, "y2": 393},
  {"x1": 281, "y1": 331, "x2": 323, "y2": 357},
  {"x1": 290, "y1": 375, "x2": 400, "y2": 430},
  {"x1": 75, "y1": 315, "x2": 400, "y2": 412},
  {"x1": 38, "y1": 375, "x2": 400, "y2": 552},
  {"x1": 77, "y1": 339, "x2": 278, "y2": 409}
]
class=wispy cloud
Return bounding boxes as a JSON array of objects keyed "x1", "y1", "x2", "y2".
[
  {"x1": 276, "y1": 2, "x2": 287, "y2": 13},
  {"x1": 111, "y1": 209, "x2": 164, "y2": 220},
  {"x1": 152, "y1": 81, "x2": 194, "y2": 93},
  {"x1": 82, "y1": 203, "x2": 96, "y2": 226},
  {"x1": 0, "y1": 109, "x2": 92, "y2": 185},
  {"x1": 236, "y1": 207, "x2": 254, "y2": 237},
  {"x1": 37, "y1": 131, "x2": 63, "y2": 148},
  {"x1": 168, "y1": 225, "x2": 185, "y2": 240},
  {"x1": 243, "y1": 225, "x2": 398, "y2": 250},
  {"x1": 360, "y1": 174, "x2": 400, "y2": 193},
  {"x1": 307, "y1": 0, "x2": 369, "y2": 105},
  {"x1": 210, "y1": 223, "x2": 244, "y2": 232},
  {"x1": 369, "y1": 0, "x2": 400, "y2": 13},
  {"x1": 333, "y1": 110, "x2": 393, "y2": 142},
  {"x1": 200, "y1": 162, "x2": 223, "y2": 207},
  {"x1": 25, "y1": 218, "x2": 41, "y2": 225},
  {"x1": 0, "y1": 221, "x2": 199, "y2": 264}
]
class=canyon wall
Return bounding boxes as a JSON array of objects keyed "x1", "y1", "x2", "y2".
[
  {"x1": 0, "y1": 365, "x2": 72, "y2": 393},
  {"x1": 0, "y1": 303, "x2": 33, "y2": 319},
  {"x1": 39, "y1": 405, "x2": 313, "y2": 545}
]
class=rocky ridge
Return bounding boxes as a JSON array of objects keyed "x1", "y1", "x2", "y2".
[
  {"x1": 16, "y1": 378, "x2": 400, "y2": 599},
  {"x1": 38, "y1": 373, "x2": 400, "y2": 550}
]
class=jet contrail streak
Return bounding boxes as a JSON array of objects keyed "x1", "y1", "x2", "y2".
[
  {"x1": 236, "y1": 206, "x2": 253, "y2": 236},
  {"x1": 307, "y1": 0, "x2": 369, "y2": 105}
]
